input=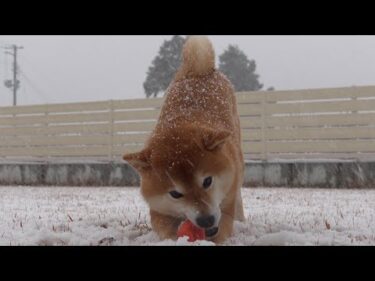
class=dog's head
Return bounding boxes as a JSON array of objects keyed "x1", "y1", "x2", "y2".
[{"x1": 123, "y1": 123, "x2": 234, "y2": 233}]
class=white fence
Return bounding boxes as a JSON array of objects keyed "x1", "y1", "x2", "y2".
[{"x1": 1, "y1": 85, "x2": 375, "y2": 162}]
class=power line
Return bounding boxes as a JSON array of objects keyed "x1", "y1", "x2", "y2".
[
  {"x1": 2, "y1": 49, "x2": 8, "y2": 78},
  {"x1": 20, "y1": 53, "x2": 68, "y2": 98},
  {"x1": 19, "y1": 69, "x2": 49, "y2": 103}
]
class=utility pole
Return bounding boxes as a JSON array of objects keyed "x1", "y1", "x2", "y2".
[{"x1": 3, "y1": 44, "x2": 23, "y2": 106}]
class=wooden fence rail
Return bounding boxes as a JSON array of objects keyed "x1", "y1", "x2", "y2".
[{"x1": 1, "y1": 85, "x2": 375, "y2": 162}]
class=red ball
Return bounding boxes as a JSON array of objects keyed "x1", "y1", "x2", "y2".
[{"x1": 177, "y1": 220, "x2": 205, "y2": 242}]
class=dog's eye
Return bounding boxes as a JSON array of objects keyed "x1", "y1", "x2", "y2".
[
  {"x1": 203, "y1": 176, "x2": 212, "y2": 189},
  {"x1": 169, "y1": 190, "x2": 184, "y2": 199}
]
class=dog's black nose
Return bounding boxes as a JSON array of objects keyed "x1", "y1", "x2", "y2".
[{"x1": 196, "y1": 215, "x2": 215, "y2": 228}]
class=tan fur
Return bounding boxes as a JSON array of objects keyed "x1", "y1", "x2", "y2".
[
  {"x1": 174, "y1": 36, "x2": 215, "y2": 81},
  {"x1": 123, "y1": 36, "x2": 245, "y2": 244}
]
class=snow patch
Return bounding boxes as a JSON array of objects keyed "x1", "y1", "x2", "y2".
[{"x1": 0, "y1": 187, "x2": 375, "y2": 245}]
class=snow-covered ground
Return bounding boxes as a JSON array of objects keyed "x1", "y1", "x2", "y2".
[{"x1": 0, "y1": 186, "x2": 375, "y2": 246}]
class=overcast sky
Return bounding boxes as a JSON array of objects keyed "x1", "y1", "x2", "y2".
[{"x1": 0, "y1": 35, "x2": 375, "y2": 106}]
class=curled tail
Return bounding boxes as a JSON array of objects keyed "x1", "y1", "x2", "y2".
[{"x1": 175, "y1": 36, "x2": 215, "y2": 80}]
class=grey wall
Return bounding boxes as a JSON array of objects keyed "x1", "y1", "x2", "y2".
[
  {"x1": 0, "y1": 162, "x2": 374, "y2": 188},
  {"x1": 244, "y1": 162, "x2": 375, "y2": 188}
]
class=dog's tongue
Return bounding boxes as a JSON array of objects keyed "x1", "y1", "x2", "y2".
[{"x1": 177, "y1": 220, "x2": 205, "y2": 242}]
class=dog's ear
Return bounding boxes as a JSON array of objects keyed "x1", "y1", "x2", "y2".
[
  {"x1": 123, "y1": 149, "x2": 151, "y2": 172},
  {"x1": 201, "y1": 127, "x2": 232, "y2": 151}
]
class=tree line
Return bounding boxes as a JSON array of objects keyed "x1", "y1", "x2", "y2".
[{"x1": 143, "y1": 36, "x2": 273, "y2": 98}]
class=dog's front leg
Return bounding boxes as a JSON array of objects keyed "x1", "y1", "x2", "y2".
[
  {"x1": 208, "y1": 200, "x2": 235, "y2": 244},
  {"x1": 150, "y1": 210, "x2": 181, "y2": 240},
  {"x1": 211, "y1": 211, "x2": 234, "y2": 244}
]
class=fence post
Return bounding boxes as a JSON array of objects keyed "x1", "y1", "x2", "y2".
[
  {"x1": 108, "y1": 100, "x2": 114, "y2": 161},
  {"x1": 351, "y1": 87, "x2": 358, "y2": 114},
  {"x1": 44, "y1": 104, "x2": 49, "y2": 129},
  {"x1": 44, "y1": 104, "x2": 49, "y2": 161},
  {"x1": 261, "y1": 91, "x2": 267, "y2": 161},
  {"x1": 351, "y1": 87, "x2": 359, "y2": 160}
]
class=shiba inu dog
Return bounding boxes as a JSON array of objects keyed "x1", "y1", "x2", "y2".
[{"x1": 123, "y1": 36, "x2": 245, "y2": 243}]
